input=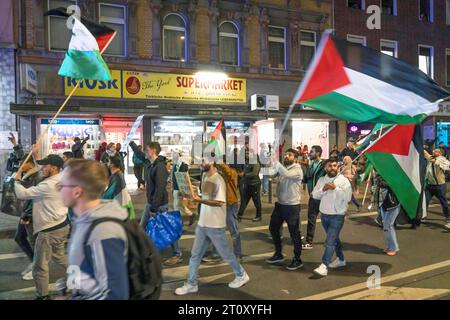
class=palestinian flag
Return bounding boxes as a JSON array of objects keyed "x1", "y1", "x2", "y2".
[
  {"x1": 207, "y1": 119, "x2": 225, "y2": 158},
  {"x1": 294, "y1": 32, "x2": 449, "y2": 124},
  {"x1": 45, "y1": 8, "x2": 115, "y2": 81},
  {"x1": 364, "y1": 125, "x2": 426, "y2": 219}
]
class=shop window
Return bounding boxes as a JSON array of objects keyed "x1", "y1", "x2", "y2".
[
  {"x1": 380, "y1": 39, "x2": 397, "y2": 58},
  {"x1": 268, "y1": 26, "x2": 286, "y2": 70},
  {"x1": 381, "y1": 0, "x2": 397, "y2": 16},
  {"x1": 446, "y1": 49, "x2": 450, "y2": 87},
  {"x1": 47, "y1": 0, "x2": 77, "y2": 51},
  {"x1": 419, "y1": 0, "x2": 433, "y2": 22},
  {"x1": 418, "y1": 45, "x2": 434, "y2": 78},
  {"x1": 99, "y1": 3, "x2": 127, "y2": 56},
  {"x1": 300, "y1": 30, "x2": 316, "y2": 71},
  {"x1": 347, "y1": 34, "x2": 367, "y2": 46},
  {"x1": 447, "y1": 0, "x2": 450, "y2": 25},
  {"x1": 347, "y1": 0, "x2": 365, "y2": 10},
  {"x1": 219, "y1": 22, "x2": 239, "y2": 66},
  {"x1": 163, "y1": 14, "x2": 187, "y2": 62}
]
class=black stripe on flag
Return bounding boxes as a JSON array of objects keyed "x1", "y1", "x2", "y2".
[{"x1": 332, "y1": 36, "x2": 449, "y2": 103}]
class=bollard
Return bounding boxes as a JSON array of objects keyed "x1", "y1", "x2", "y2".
[{"x1": 268, "y1": 177, "x2": 272, "y2": 204}]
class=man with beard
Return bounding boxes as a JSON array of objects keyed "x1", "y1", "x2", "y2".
[
  {"x1": 175, "y1": 155, "x2": 249, "y2": 295},
  {"x1": 311, "y1": 159, "x2": 352, "y2": 277},
  {"x1": 266, "y1": 148, "x2": 304, "y2": 271},
  {"x1": 302, "y1": 145, "x2": 326, "y2": 250}
]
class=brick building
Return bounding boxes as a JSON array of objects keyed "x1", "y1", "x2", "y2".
[
  {"x1": 334, "y1": 0, "x2": 450, "y2": 143},
  {"x1": 5, "y1": 0, "x2": 344, "y2": 173}
]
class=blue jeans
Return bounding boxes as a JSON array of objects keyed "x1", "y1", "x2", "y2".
[
  {"x1": 380, "y1": 206, "x2": 400, "y2": 251},
  {"x1": 262, "y1": 175, "x2": 269, "y2": 194},
  {"x1": 141, "y1": 203, "x2": 181, "y2": 256},
  {"x1": 210, "y1": 202, "x2": 242, "y2": 258},
  {"x1": 321, "y1": 214, "x2": 345, "y2": 267},
  {"x1": 188, "y1": 226, "x2": 245, "y2": 286}
]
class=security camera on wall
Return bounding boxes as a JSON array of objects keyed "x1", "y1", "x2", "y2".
[{"x1": 250, "y1": 94, "x2": 279, "y2": 111}]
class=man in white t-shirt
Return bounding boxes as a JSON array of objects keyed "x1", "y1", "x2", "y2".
[{"x1": 175, "y1": 156, "x2": 250, "y2": 295}]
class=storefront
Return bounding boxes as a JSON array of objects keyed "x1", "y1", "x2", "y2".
[{"x1": 291, "y1": 120, "x2": 330, "y2": 158}]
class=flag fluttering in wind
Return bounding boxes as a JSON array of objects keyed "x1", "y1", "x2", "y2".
[
  {"x1": 364, "y1": 125, "x2": 426, "y2": 219},
  {"x1": 207, "y1": 119, "x2": 225, "y2": 158},
  {"x1": 45, "y1": 8, "x2": 115, "y2": 81},
  {"x1": 294, "y1": 32, "x2": 449, "y2": 124}
]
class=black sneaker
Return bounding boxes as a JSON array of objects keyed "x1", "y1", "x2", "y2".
[
  {"x1": 252, "y1": 216, "x2": 262, "y2": 222},
  {"x1": 188, "y1": 214, "x2": 196, "y2": 226},
  {"x1": 265, "y1": 254, "x2": 284, "y2": 264},
  {"x1": 35, "y1": 295, "x2": 52, "y2": 300},
  {"x1": 286, "y1": 259, "x2": 304, "y2": 271}
]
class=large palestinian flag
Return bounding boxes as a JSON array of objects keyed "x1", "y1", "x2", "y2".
[
  {"x1": 45, "y1": 8, "x2": 116, "y2": 81},
  {"x1": 365, "y1": 125, "x2": 426, "y2": 219},
  {"x1": 294, "y1": 32, "x2": 449, "y2": 124}
]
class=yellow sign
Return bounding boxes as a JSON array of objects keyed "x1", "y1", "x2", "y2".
[
  {"x1": 64, "y1": 70, "x2": 122, "y2": 98},
  {"x1": 122, "y1": 71, "x2": 246, "y2": 103}
]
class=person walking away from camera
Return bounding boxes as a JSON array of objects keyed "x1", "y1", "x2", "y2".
[
  {"x1": 341, "y1": 156, "x2": 361, "y2": 211},
  {"x1": 171, "y1": 150, "x2": 195, "y2": 226},
  {"x1": 95, "y1": 142, "x2": 107, "y2": 162},
  {"x1": 237, "y1": 149, "x2": 262, "y2": 222},
  {"x1": 375, "y1": 176, "x2": 401, "y2": 256},
  {"x1": 61, "y1": 159, "x2": 129, "y2": 300},
  {"x1": 424, "y1": 149, "x2": 450, "y2": 224},
  {"x1": 312, "y1": 158, "x2": 352, "y2": 277},
  {"x1": 302, "y1": 145, "x2": 326, "y2": 250},
  {"x1": 175, "y1": 157, "x2": 249, "y2": 295},
  {"x1": 116, "y1": 143, "x2": 126, "y2": 172},
  {"x1": 14, "y1": 155, "x2": 45, "y2": 281},
  {"x1": 72, "y1": 137, "x2": 89, "y2": 159},
  {"x1": 132, "y1": 145, "x2": 145, "y2": 190},
  {"x1": 14, "y1": 147, "x2": 69, "y2": 300},
  {"x1": 129, "y1": 141, "x2": 182, "y2": 266},
  {"x1": 266, "y1": 148, "x2": 304, "y2": 271}
]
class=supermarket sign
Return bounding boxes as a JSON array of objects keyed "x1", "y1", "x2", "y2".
[{"x1": 64, "y1": 70, "x2": 246, "y2": 103}]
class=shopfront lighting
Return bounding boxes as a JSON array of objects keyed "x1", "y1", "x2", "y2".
[{"x1": 194, "y1": 71, "x2": 228, "y2": 80}]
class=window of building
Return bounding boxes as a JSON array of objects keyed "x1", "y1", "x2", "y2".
[
  {"x1": 446, "y1": 49, "x2": 450, "y2": 87},
  {"x1": 419, "y1": 0, "x2": 434, "y2": 22},
  {"x1": 300, "y1": 30, "x2": 316, "y2": 70},
  {"x1": 446, "y1": 0, "x2": 450, "y2": 25},
  {"x1": 347, "y1": 34, "x2": 367, "y2": 46},
  {"x1": 418, "y1": 45, "x2": 434, "y2": 78},
  {"x1": 347, "y1": 0, "x2": 365, "y2": 10},
  {"x1": 268, "y1": 26, "x2": 286, "y2": 69},
  {"x1": 99, "y1": 3, "x2": 126, "y2": 56},
  {"x1": 47, "y1": 0, "x2": 77, "y2": 51},
  {"x1": 163, "y1": 14, "x2": 187, "y2": 62},
  {"x1": 380, "y1": 39, "x2": 398, "y2": 58},
  {"x1": 219, "y1": 22, "x2": 239, "y2": 66},
  {"x1": 381, "y1": 0, "x2": 397, "y2": 16}
]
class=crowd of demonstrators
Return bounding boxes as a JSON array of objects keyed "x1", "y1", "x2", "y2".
[
  {"x1": 237, "y1": 149, "x2": 262, "y2": 222},
  {"x1": 302, "y1": 145, "x2": 326, "y2": 250},
  {"x1": 129, "y1": 140, "x2": 182, "y2": 266},
  {"x1": 424, "y1": 148, "x2": 450, "y2": 223},
  {"x1": 14, "y1": 147, "x2": 69, "y2": 300},
  {"x1": 71, "y1": 137, "x2": 89, "y2": 159},
  {"x1": 329, "y1": 145, "x2": 340, "y2": 159},
  {"x1": 266, "y1": 148, "x2": 304, "y2": 270},
  {"x1": 175, "y1": 156, "x2": 249, "y2": 296},
  {"x1": 340, "y1": 156, "x2": 362, "y2": 211},
  {"x1": 311, "y1": 158, "x2": 352, "y2": 277},
  {"x1": 132, "y1": 145, "x2": 146, "y2": 189},
  {"x1": 170, "y1": 150, "x2": 195, "y2": 226}
]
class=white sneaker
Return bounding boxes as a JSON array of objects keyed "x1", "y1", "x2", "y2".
[
  {"x1": 228, "y1": 272, "x2": 250, "y2": 289},
  {"x1": 22, "y1": 270, "x2": 33, "y2": 281},
  {"x1": 328, "y1": 258, "x2": 346, "y2": 269},
  {"x1": 313, "y1": 263, "x2": 328, "y2": 277},
  {"x1": 21, "y1": 263, "x2": 33, "y2": 276},
  {"x1": 174, "y1": 283, "x2": 198, "y2": 296},
  {"x1": 444, "y1": 222, "x2": 450, "y2": 231}
]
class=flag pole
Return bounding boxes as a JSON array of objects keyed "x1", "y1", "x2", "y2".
[
  {"x1": 16, "y1": 32, "x2": 117, "y2": 173},
  {"x1": 361, "y1": 125, "x2": 384, "y2": 206}
]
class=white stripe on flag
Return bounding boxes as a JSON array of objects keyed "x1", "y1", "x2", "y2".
[{"x1": 392, "y1": 142, "x2": 421, "y2": 193}]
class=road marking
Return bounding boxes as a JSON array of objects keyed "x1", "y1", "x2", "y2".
[
  {"x1": 0, "y1": 252, "x2": 27, "y2": 261},
  {"x1": 298, "y1": 259, "x2": 450, "y2": 300},
  {"x1": 0, "y1": 283, "x2": 57, "y2": 300},
  {"x1": 335, "y1": 286, "x2": 450, "y2": 300}
]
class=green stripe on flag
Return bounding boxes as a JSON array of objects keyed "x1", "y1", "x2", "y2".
[
  {"x1": 58, "y1": 49, "x2": 111, "y2": 81},
  {"x1": 302, "y1": 92, "x2": 427, "y2": 124}
]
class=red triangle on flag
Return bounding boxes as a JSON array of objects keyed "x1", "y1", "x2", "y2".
[
  {"x1": 366, "y1": 124, "x2": 415, "y2": 156},
  {"x1": 210, "y1": 119, "x2": 224, "y2": 141},
  {"x1": 296, "y1": 36, "x2": 351, "y2": 103}
]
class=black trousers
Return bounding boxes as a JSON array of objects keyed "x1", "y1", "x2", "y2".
[
  {"x1": 306, "y1": 197, "x2": 321, "y2": 244},
  {"x1": 14, "y1": 222, "x2": 35, "y2": 261},
  {"x1": 134, "y1": 165, "x2": 145, "y2": 187},
  {"x1": 269, "y1": 202, "x2": 302, "y2": 260},
  {"x1": 238, "y1": 183, "x2": 262, "y2": 218}
]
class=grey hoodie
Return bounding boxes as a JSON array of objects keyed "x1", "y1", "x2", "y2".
[{"x1": 67, "y1": 200, "x2": 129, "y2": 300}]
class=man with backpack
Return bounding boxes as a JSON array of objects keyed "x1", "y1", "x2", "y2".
[{"x1": 61, "y1": 159, "x2": 162, "y2": 300}]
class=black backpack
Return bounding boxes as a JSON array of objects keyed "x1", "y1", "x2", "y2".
[{"x1": 84, "y1": 217, "x2": 163, "y2": 300}]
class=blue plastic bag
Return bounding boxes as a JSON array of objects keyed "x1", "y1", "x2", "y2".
[{"x1": 145, "y1": 211, "x2": 183, "y2": 251}]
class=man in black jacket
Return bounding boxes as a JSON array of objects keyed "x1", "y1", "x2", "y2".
[
  {"x1": 72, "y1": 137, "x2": 89, "y2": 159},
  {"x1": 238, "y1": 149, "x2": 262, "y2": 222},
  {"x1": 171, "y1": 150, "x2": 195, "y2": 226},
  {"x1": 130, "y1": 140, "x2": 183, "y2": 265}
]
